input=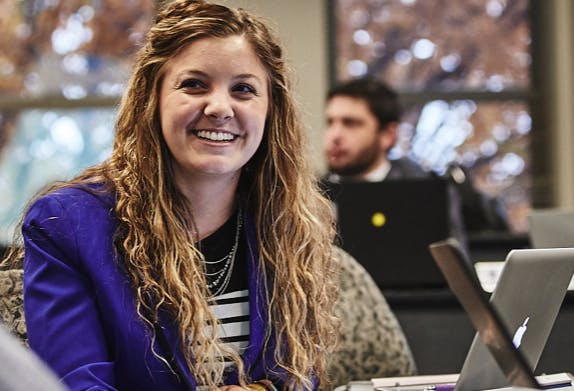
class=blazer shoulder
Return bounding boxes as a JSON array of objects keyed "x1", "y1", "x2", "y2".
[
  {"x1": 30, "y1": 183, "x2": 114, "y2": 214},
  {"x1": 24, "y1": 184, "x2": 116, "y2": 238}
]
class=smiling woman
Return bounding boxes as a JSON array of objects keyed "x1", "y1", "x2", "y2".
[
  {"x1": 159, "y1": 36, "x2": 268, "y2": 194},
  {"x1": 3, "y1": 1, "x2": 339, "y2": 390}
]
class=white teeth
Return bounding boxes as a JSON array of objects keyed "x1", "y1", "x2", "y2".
[{"x1": 196, "y1": 130, "x2": 235, "y2": 141}]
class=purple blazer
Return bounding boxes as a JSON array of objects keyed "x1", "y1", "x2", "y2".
[{"x1": 22, "y1": 186, "x2": 285, "y2": 391}]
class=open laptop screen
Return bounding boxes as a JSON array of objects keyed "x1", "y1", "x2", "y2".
[
  {"x1": 327, "y1": 179, "x2": 456, "y2": 289},
  {"x1": 430, "y1": 239, "x2": 574, "y2": 391},
  {"x1": 528, "y1": 209, "x2": 574, "y2": 249}
]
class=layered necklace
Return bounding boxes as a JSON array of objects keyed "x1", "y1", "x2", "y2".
[{"x1": 204, "y1": 208, "x2": 243, "y2": 297}]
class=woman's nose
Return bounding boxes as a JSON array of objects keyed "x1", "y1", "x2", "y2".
[{"x1": 203, "y1": 90, "x2": 234, "y2": 121}]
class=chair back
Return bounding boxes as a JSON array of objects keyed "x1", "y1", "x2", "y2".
[
  {"x1": 328, "y1": 247, "x2": 416, "y2": 388},
  {"x1": 0, "y1": 268, "x2": 27, "y2": 345}
]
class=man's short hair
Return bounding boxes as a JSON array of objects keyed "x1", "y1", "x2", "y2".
[{"x1": 327, "y1": 78, "x2": 402, "y2": 129}]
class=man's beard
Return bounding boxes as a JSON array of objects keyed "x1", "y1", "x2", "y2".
[{"x1": 329, "y1": 142, "x2": 380, "y2": 177}]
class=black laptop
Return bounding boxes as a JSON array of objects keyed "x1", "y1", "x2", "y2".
[{"x1": 327, "y1": 178, "x2": 461, "y2": 290}]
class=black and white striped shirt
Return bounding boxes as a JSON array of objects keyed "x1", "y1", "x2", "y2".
[{"x1": 199, "y1": 210, "x2": 250, "y2": 357}]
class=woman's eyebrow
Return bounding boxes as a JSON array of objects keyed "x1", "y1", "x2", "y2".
[{"x1": 233, "y1": 73, "x2": 263, "y2": 81}]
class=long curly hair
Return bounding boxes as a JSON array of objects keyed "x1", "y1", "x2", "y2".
[{"x1": 4, "y1": 0, "x2": 339, "y2": 389}]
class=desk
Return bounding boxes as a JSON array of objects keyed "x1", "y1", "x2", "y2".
[{"x1": 385, "y1": 289, "x2": 574, "y2": 375}]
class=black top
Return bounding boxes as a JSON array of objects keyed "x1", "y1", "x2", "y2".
[{"x1": 198, "y1": 210, "x2": 248, "y2": 295}]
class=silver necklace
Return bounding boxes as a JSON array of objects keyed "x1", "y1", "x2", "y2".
[{"x1": 205, "y1": 209, "x2": 242, "y2": 296}]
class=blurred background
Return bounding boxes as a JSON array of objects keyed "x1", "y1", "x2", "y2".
[{"x1": 0, "y1": 0, "x2": 572, "y2": 243}]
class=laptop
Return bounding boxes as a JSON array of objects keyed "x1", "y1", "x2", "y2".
[
  {"x1": 528, "y1": 209, "x2": 574, "y2": 249},
  {"x1": 429, "y1": 238, "x2": 574, "y2": 391},
  {"x1": 326, "y1": 178, "x2": 462, "y2": 289}
]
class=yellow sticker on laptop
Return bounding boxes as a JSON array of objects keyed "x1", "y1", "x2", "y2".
[{"x1": 371, "y1": 212, "x2": 386, "y2": 227}]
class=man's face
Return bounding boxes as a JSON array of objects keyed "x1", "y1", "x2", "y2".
[{"x1": 324, "y1": 95, "x2": 382, "y2": 176}]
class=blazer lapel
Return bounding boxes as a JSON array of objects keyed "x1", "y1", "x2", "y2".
[
  {"x1": 226, "y1": 213, "x2": 270, "y2": 383},
  {"x1": 155, "y1": 314, "x2": 196, "y2": 390}
]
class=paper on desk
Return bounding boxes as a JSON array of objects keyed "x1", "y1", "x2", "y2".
[
  {"x1": 535, "y1": 372, "x2": 574, "y2": 387},
  {"x1": 474, "y1": 261, "x2": 574, "y2": 292},
  {"x1": 371, "y1": 372, "x2": 573, "y2": 390},
  {"x1": 371, "y1": 374, "x2": 459, "y2": 388},
  {"x1": 334, "y1": 380, "x2": 375, "y2": 391},
  {"x1": 484, "y1": 375, "x2": 574, "y2": 391}
]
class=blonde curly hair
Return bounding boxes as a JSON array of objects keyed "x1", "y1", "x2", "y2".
[{"x1": 5, "y1": 1, "x2": 339, "y2": 389}]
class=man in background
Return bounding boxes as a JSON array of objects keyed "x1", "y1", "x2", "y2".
[
  {"x1": 324, "y1": 78, "x2": 428, "y2": 183},
  {"x1": 322, "y1": 77, "x2": 508, "y2": 232}
]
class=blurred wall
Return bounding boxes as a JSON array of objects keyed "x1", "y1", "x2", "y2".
[
  {"x1": 218, "y1": 0, "x2": 329, "y2": 174},
  {"x1": 551, "y1": 0, "x2": 574, "y2": 208}
]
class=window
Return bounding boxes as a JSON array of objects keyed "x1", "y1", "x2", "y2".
[
  {"x1": 329, "y1": 0, "x2": 533, "y2": 233},
  {"x1": 0, "y1": 0, "x2": 156, "y2": 243}
]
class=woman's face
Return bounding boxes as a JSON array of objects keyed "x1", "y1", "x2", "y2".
[{"x1": 159, "y1": 35, "x2": 269, "y2": 184}]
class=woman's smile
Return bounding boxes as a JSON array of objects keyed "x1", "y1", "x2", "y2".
[{"x1": 193, "y1": 128, "x2": 240, "y2": 142}]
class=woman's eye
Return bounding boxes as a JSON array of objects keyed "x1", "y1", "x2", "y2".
[
  {"x1": 178, "y1": 79, "x2": 205, "y2": 90},
  {"x1": 233, "y1": 83, "x2": 257, "y2": 96}
]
